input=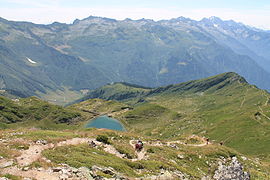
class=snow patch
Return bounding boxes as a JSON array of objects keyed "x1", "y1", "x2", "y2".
[
  {"x1": 159, "y1": 67, "x2": 168, "y2": 74},
  {"x1": 177, "y1": 62, "x2": 187, "y2": 66},
  {"x1": 213, "y1": 24, "x2": 219, "y2": 28},
  {"x1": 27, "y1": 57, "x2": 37, "y2": 64}
]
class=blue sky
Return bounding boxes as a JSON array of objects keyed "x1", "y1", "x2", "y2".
[{"x1": 0, "y1": 0, "x2": 270, "y2": 29}]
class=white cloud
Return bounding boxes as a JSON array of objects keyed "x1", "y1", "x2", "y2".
[{"x1": 0, "y1": 6, "x2": 269, "y2": 29}]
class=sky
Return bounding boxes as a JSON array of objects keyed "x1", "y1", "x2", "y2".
[{"x1": 0, "y1": 0, "x2": 270, "y2": 29}]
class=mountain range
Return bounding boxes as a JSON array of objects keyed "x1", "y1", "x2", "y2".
[{"x1": 0, "y1": 16, "x2": 269, "y2": 104}]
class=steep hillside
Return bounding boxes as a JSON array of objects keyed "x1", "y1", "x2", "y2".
[
  {"x1": 38, "y1": 16, "x2": 270, "y2": 90},
  {"x1": 0, "y1": 16, "x2": 269, "y2": 102},
  {"x1": 0, "y1": 18, "x2": 109, "y2": 103},
  {"x1": 197, "y1": 17, "x2": 270, "y2": 73},
  {"x1": 0, "y1": 96, "x2": 85, "y2": 129},
  {"x1": 76, "y1": 72, "x2": 270, "y2": 159}
]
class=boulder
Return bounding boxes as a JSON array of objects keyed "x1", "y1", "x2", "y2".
[
  {"x1": 213, "y1": 157, "x2": 250, "y2": 180},
  {"x1": 0, "y1": 160, "x2": 13, "y2": 168},
  {"x1": 78, "y1": 167, "x2": 94, "y2": 180},
  {"x1": 35, "y1": 140, "x2": 48, "y2": 145},
  {"x1": 0, "y1": 178, "x2": 9, "y2": 180}
]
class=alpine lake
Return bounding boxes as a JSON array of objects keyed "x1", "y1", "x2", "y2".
[{"x1": 85, "y1": 115, "x2": 125, "y2": 131}]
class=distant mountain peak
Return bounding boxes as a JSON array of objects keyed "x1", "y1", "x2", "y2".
[
  {"x1": 73, "y1": 15, "x2": 117, "y2": 24},
  {"x1": 209, "y1": 16, "x2": 223, "y2": 22},
  {"x1": 167, "y1": 16, "x2": 194, "y2": 23},
  {"x1": 200, "y1": 16, "x2": 223, "y2": 25},
  {"x1": 136, "y1": 18, "x2": 155, "y2": 23}
]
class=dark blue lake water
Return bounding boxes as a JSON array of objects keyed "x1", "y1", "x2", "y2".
[{"x1": 85, "y1": 115, "x2": 125, "y2": 131}]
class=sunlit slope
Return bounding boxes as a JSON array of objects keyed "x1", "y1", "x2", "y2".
[
  {"x1": 0, "y1": 96, "x2": 84, "y2": 129},
  {"x1": 81, "y1": 72, "x2": 270, "y2": 157}
]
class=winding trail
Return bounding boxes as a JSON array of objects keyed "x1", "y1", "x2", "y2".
[
  {"x1": 16, "y1": 138, "x2": 94, "y2": 167},
  {"x1": 257, "y1": 91, "x2": 270, "y2": 121},
  {"x1": 166, "y1": 140, "x2": 209, "y2": 147},
  {"x1": 103, "y1": 144, "x2": 125, "y2": 159},
  {"x1": 1, "y1": 138, "x2": 95, "y2": 180},
  {"x1": 259, "y1": 106, "x2": 270, "y2": 121},
  {"x1": 240, "y1": 88, "x2": 249, "y2": 108},
  {"x1": 1, "y1": 135, "x2": 210, "y2": 179},
  {"x1": 128, "y1": 136, "x2": 209, "y2": 161}
]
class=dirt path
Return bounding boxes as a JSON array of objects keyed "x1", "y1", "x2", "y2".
[
  {"x1": 104, "y1": 144, "x2": 125, "y2": 158},
  {"x1": 16, "y1": 138, "x2": 94, "y2": 167},
  {"x1": 259, "y1": 106, "x2": 270, "y2": 120},
  {"x1": 240, "y1": 87, "x2": 250, "y2": 108},
  {"x1": 1, "y1": 135, "x2": 210, "y2": 179},
  {"x1": 16, "y1": 136, "x2": 208, "y2": 167},
  {"x1": 164, "y1": 140, "x2": 209, "y2": 147},
  {"x1": 152, "y1": 136, "x2": 210, "y2": 147},
  {"x1": 1, "y1": 138, "x2": 144, "y2": 179},
  {"x1": 1, "y1": 166, "x2": 59, "y2": 180},
  {"x1": 128, "y1": 136, "x2": 209, "y2": 162},
  {"x1": 16, "y1": 143, "x2": 53, "y2": 167},
  {"x1": 1, "y1": 138, "x2": 95, "y2": 180}
]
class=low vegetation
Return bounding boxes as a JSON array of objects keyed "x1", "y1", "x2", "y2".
[{"x1": 0, "y1": 72, "x2": 270, "y2": 179}]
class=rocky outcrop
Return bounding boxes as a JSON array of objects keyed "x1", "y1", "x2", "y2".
[
  {"x1": 141, "y1": 170, "x2": 188, "y2": 180},
  {"x1": 213, "y1": 157, "x2": 250, "y2": 180},
  {"x1": 0, "y1": 160, "x2": 13, "y2": 168},
  {"x1": 53, "y1": 164, "x2": 128, "y2": 180}
]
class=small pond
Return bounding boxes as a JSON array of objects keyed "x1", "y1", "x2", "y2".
[{"x1": 85, "y1": 115, "x2": 125, "y2": 131}]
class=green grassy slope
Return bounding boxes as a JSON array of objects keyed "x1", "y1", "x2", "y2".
[
  {"x1": 75, "y1": 82, "x2": 152, "y2": 103},
  {"x1": 0, "y1": 96, "x2": 85, "y2": 129},
  {"x1": 76, "y1": 72, "x2": 270, "y2": 159}
]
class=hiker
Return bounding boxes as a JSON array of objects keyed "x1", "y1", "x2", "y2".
[
  {"x1": 135, "y1": 140, "x2": 143, "y2": 151},
  {"x1": 88, "y1": 140, "x2": 97, "y2": 148},
  {"x1": 206, "y1": 138, "x2": 210, "y2": 145},
  {"x1": 220, "y1": 141, "x2": 223, "y2": 146}
]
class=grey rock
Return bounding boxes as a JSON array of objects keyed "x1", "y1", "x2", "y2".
[
  {"x1": 177, "y1": 154, "x2": 185, "y2": 159},
  {"x1": 35, "y1": 139, "x2": 48, "y2": 145},
  {"x1": 78, "y1": 167, "x2": 94, "y2": 180},
  {"x1": 0, "y1": 161, "x2": 13, "y2": 168},
  {"x1": 213, "y1": 157, "x2": 250, "y2": 180},
  {"x1": 0, "y1": 178, "x2": 9, "y2": 180},
  {"x1": 52, "y1": 167, "x2": 62, "y2": 172},
  {"x1": 22, "y1": 167, "x2": 30, "y2": 171},
  {"x1": 37, "y1": 167, "x2": 44, "y2": 171},
  {"x1": 0, "y1": 177, "x2": 9, "y2": 180},
  {"x1": 59, "y1": 174, "x2": 68, "y2": 180}
]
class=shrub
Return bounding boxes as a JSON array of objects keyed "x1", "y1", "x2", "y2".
[
  {"x1": 147, "y1": 148, "x2": 154, "y2": 153},
  {"x1": 96, "y1": 135, "x2": 110, "y2": 144}
]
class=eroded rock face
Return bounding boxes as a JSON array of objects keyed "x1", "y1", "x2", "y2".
[
  {"x1": 52, "y1": 164, "x2": 129, "y2": 180},
  {"x1": 213, "y1": 157, "x2": 250, "y2": 180},
  {"x1": 53, "y1": 164, "x2": 94, "y2": 180},
  {"x1": 142, "y1": 170, "x2": 188, "y2": 180}
]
